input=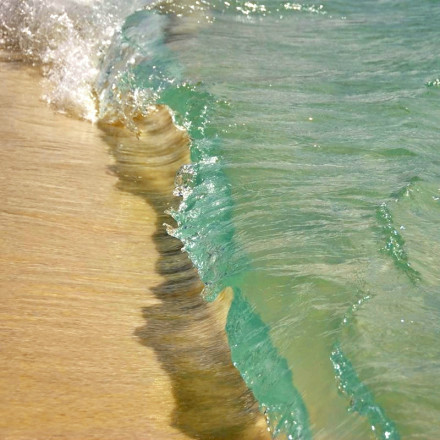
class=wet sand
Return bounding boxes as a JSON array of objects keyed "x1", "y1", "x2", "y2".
[{"x1": 0, "y1": 59, "x2": 269, "y2": 439}]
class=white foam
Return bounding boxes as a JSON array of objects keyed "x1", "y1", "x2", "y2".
[{"x1": 0, "y1": 0, "x2": 150, "y2": 120}]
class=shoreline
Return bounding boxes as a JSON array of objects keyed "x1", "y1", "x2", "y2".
[{"x1": 0, "y1": 59, "x2": 269, "y2": 439}]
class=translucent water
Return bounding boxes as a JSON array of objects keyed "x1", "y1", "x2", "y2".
[
  {"x1": 2, "y1": 0, "x2": 440, "y2": 438},
  {"x1": 168, "y1": 2, "x2": 440, "y2": 438}
]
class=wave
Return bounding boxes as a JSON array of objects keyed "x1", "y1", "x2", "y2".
[
  {"x1": 0, "y1": 1, "x2": 312, "y2": 438},
  {"x1": 4, "y1": 1, "x2": 438, "y2": 438}
]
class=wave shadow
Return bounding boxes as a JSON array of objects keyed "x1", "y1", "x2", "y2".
[{"x1": 98, "y1": 105, "x2": 270, "y2": 440}]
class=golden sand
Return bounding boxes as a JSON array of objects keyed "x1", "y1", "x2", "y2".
[{"x1": 0, "y1": 59, "x2": 270, "y2": 439}]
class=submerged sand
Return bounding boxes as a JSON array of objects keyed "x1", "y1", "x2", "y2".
[{"x1": 0, "y1": 59, "x2": 269, "y2": 439}]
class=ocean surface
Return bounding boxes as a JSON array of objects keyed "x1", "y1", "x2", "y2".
[{"x1": 1, "y1": 0, "x2": 440, "y2": 438}]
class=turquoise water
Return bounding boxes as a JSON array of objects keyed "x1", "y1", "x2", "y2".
[
  {"x1": 167, "y1": 2, "x2": 440, "y2": 438},
  {"x1": 2, "y1": 0, "x2": 440, "y2": 438}
]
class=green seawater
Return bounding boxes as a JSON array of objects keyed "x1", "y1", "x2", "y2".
[{"x1": 100, "y1": 1, "x2": 440, "y2": 438}]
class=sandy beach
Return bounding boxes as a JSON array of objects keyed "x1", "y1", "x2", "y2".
[{"x1": 0, "y1": 59, "x2": 269, "y2": 439}]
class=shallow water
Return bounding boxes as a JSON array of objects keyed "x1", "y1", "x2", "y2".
[{"x1": 2, "y1": 0, "x2": 440, "y2": 438}]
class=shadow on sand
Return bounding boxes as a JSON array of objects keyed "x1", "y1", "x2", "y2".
[{"x1": 98, "y1": 105, "x2": 270, "y2": 440}]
